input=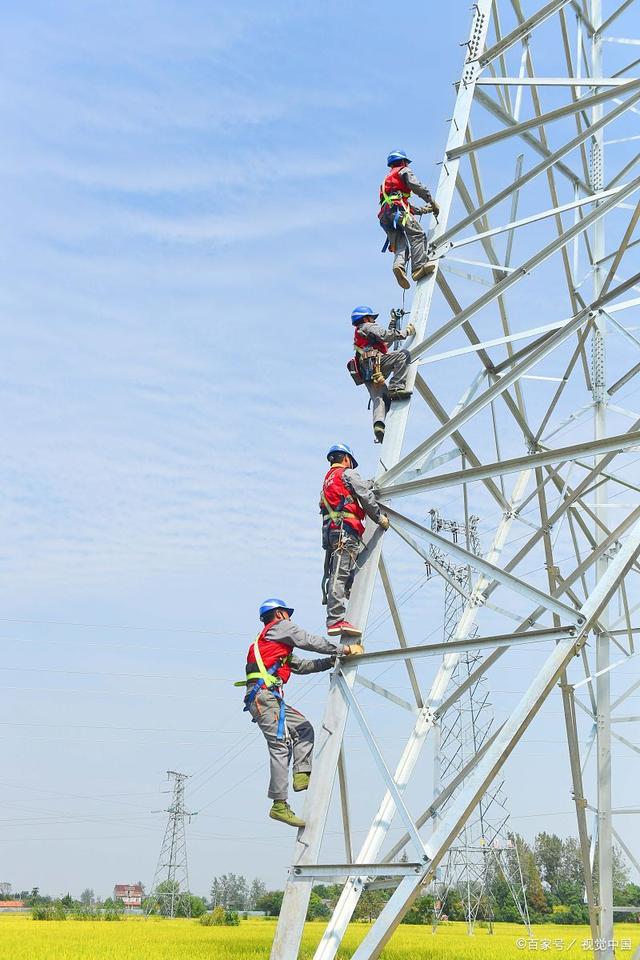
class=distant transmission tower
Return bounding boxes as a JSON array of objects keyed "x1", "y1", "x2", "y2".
[
  {"x1": 146, "y1": 771, "x2": 194, "y2": 918},
  {"x1": 429, "y1": 509, "x2": 531, "y2": 934}
]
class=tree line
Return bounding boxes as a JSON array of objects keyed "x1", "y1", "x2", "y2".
[{"x1": 6, "y1": 833, "x2": 639, "y2": 927}]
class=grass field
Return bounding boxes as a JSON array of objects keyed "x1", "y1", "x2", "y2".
[{"x1": 0, "y1": 915, "x2": 637, "y2": 960}]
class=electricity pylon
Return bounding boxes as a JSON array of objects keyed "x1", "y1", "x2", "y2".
[
  {"x1": 271, "y1": 3, "x2": 640, "y2": 959},
  {"x1": 429, "y1": 510, "x2": 530, "y2": 934},
  {"x1": 146, "y1": 771, "x2": 194, "y2": 918}
]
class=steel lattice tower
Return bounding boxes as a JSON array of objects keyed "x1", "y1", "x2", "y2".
[
  {"x1": 146, "y1": 771, "x2": 194, "y2": 918},
  {"x1": 429, "y1": 510, "x2": 531, "y2": 934},
  {"x1": 270, "y1": 3, "x2": 640, "y2": 959}
]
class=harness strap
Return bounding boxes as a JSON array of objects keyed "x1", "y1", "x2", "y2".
[
  {"x1": 243, "y1": 676, "x2": 288, "y2": 740},
  {"x1": 380, "y1": 181, "x2": 411, "y2": 228},
  {"x1": 236, "y1": 633, "x2": 292, "y2": 741},
  {"x1": 321, "y1": 491, "x2": 358, "y2": 526},
  {"x1": 380, "y1": 187, "x2": 411, "y2": 207},
  {"x1": 380, "y1": 185, "x2": 412, "y2": 228},
  {"x1": 253, "y1": 638, "x2": 283, "y2": 688},
  {"x1": 234, "y1": 633, "x2": 291, "y2": 688}
]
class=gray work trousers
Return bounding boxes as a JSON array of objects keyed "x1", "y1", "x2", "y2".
[
  {"x1": 387, "y1": 214, "x2": 427, "y2": 274},
  {"x1": 326, "y1": 527, "x2": 363, "y2": 627},
  {"x1": 247, "y1": 688, "x2": 314, "y2": 801},
  {"x1": 365, "y1": 350, "x2": 409, "y2": 427}
]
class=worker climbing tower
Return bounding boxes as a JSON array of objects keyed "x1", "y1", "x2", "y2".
[
  {"x1": 428, "y1": 510, "x2": 531, "y2": 933},
  {"x1": 272, "y1": 2, "x2": 640, "y2": 958}
]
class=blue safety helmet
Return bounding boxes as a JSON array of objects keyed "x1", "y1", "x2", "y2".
[
  {"x1": 387, "y1": 150, "x2": 411, "y2": 167},
  {"x1": 259, "y1": 598, "x2": 294, "y2": 622},
  {"x1": 351, "y1": 305, "x2": 379, "y2": 325},
  {"x1": 326, "y1": 443, "x2": 358, "y2": 468}
]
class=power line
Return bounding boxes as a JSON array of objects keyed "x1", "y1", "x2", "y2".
[
  {"x1": 0, "y1": 665, "x2": 233, "y2": 682},
  {"x1": 0, "y1": 616, "x2": 246, "y2": 637}
]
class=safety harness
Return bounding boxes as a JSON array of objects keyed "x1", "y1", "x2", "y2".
[
  {"x1": 320, "y1": 491, "x2": 350, "y2": 528},
  {"x1": 320, "y1": 467, "x2": 364, "y2": 605},
  {"x1": 235, "y1": 632, "x2": 292, "y2": 740},
  {"x1": 378, "y1": 166, "x2": 413, "y2": 254},
  {"x1": 379, "y1": 182, "x2": 412, "y2": 229}
]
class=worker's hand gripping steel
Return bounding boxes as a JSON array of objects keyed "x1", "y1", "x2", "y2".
[{"x1": 343, "y1": 643, "x2": 364, "y2": 657}]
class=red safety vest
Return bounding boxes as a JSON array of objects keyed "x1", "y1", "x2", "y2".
[
  {"x1": 353, "y1": 326, "x2": 388, "y2": 356},
  {"x1": 379, "y1": 165, "x2": 411, "y2": 211},
  {"x1": 321, "y1": 465, "x2": 365, "y2": 537},
  {"x1": 245, "y1": 621, "x2": 293, "y2": 685}
]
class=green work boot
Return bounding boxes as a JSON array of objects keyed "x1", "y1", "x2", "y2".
[
  {"x1": 293, "y1": 772, "x2": 311, "y2": 792},
  {"x1": 269, "y1": 801, "x2": 305, "y2": 828}
]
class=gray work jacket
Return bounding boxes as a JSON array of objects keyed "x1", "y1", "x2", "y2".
[{"x1": 264, "y1": 619, "x2": 347, "y2": 673}]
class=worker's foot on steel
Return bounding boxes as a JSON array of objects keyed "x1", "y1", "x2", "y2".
[
  {"x1": 393, "y1": 264, "x2": 411, "y2": 290},
  {"x1": 388, "y1": 388, "x2": 413, "y2": 401},
  {"x1": 269, "y1": 801, "x2": 305, "y2": 828},
  {"x1": 412, "y1": 262, "x2": 436, "y2": 281},
  {"x1": 292, "y1": 772, "x2": 311, "y2": 793},
  {"x1": 373, "y1": 421, "x2": 385, "y2": 443},
  {"x1": 327, "y1": 620, "x2": 362, "y2": 637}
]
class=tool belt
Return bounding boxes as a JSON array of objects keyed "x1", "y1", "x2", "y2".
[{"x1": 351, "y1": 348, "x2": 383, "y2": 385}]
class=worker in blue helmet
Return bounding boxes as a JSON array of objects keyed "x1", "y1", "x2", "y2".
[
  {"x1": 378, "y1": 150, "x2": 439, "y2": 289},
  {"x1": 320, "y1": 444, "x2": 389, "y2": 638},
  {"x1": 237, "y1": 599, "x2": 363, "y2": 828},
  {"x1": 349, "y1": 306, "x2": 415, "y2": 443}
]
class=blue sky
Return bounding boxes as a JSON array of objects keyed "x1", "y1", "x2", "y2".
[{"x1": 1, "y1": 0, "x2": 639, "y2": 901}]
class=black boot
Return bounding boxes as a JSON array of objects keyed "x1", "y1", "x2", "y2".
[{"x1": 374, "y1": 421, "x2": 385, "y2": 443}]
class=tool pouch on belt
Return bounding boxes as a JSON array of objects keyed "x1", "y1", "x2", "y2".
[
  {"x1": 347, "y1": 357, "x2": 364, "y2": 386},
  {"x1": 371, "y1": 355, "x2": 385, "y2": 385},
  {"x1": 354, "y1": 349, "x2": 379, "y2": 384}
]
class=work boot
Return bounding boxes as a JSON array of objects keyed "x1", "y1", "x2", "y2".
[
  {"x1": 327, "y1": 620, "x2": 362, "y2": 637},
  {"x1": 393, "y1": 264, "x2": 410, "y2": 290},
  {"x1": 269, "y1": 801, "x2": 305, "y2": 828},
  {"x1": 293, "y1": 772, "x2": 310, "y2": 792},
  {"x1": 373, "y1": 421, "x2": 385, "y2": 444},
  {"x1": 388, "y1": 388, "x2": 413, "y2": 402},
  {"x1": 412, "y1": 262, "x2": 436, "y2": 281}
]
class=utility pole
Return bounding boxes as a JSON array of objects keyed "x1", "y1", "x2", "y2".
[{"x1": 146, "y1": 771, "x2": 194, "y2": 918}]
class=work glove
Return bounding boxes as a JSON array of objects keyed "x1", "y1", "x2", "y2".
[
  {"x1": 405, "y1": 323, "x2": 416, "y2": 337},
  {"x1": 430, "y1": 199, "x2": 440, "y2": 217},
  {"x1": 378, "y1": 514, "x2": 390, "y2": 530},
  {"x1": 344, "y1": 643, "x2": 364, "y2": 656},
  {"x1": 372, "y1": 369, "x2": 385, "y2": 385}
]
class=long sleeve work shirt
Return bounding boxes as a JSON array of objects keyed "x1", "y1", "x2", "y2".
[
  {"x1": 342, "y1": 468, "x2": 383, "y2": 525},
  {"x1": 266, "y1": 619, "x2": 347, "y2": 673},
  {"x1": 400, "y1": 167, "x2": 434, "y2": 204},
  {"x1": 358, "y1": 319, "x2": 408, "y2": 350}
]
